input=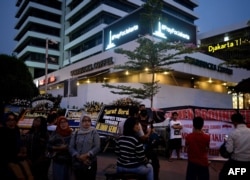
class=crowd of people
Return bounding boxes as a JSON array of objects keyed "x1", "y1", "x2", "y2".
[
  {"x1": 0, "y1": 104, "x2": 250, "y2": 180},
  {"x1": 0, "y1": 111, "x2": 100, "y2": 180}
]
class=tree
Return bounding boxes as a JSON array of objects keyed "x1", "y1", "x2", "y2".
[
  {"x1": 222, "y1": 58, "x2": 250, "y2": 70},
  {"x1": 103, "y1": 37, "x2": 196, "y2": 107},
  {"x1": 0, "y1": 54, "x2": 39, "y2": 119},
  {"x1": 139, "y1": 0, "x2": 163, "y2": 33},
  {"x1": 102, "y1": 0, "x2": 197, "y2": 107}
]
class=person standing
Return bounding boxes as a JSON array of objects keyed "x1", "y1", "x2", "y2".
[
  {"x1": 185, "y1": 116, "x2": 210, "y2": 180},
  {"x1": 138, "y1": 109, "x2": 152, "y2": 141},
  {"x1": 47, "y1": 112, "x2": 58, "y2": 135},
  {"x1": 25, "y1": 116, "x2": 50, "y2": 180},
  {"x1": 169, "y1": 112, "x2": 183, "y2": 160},
  {"x1": 46, "y1": 112, "x2": 58, "y2": 180},
  {"x1": 115, "y1": 117, "x2": 154, "y2": 180},
  {"x1": 69, "y1": 115, "x2": 100, "y2": 180},
  {"x1": 139, "y1": 109, "x2": 160, "y2": 180},
  {"x1": 164, "y1": 115, "x2": 171, "y2": 160},
  {"x1": 0, "y1": 112, "x2": 33, "y2": 180},
  {"x1": 139, "y1": 104, "x2": 146, "y2": 113},
  {"x1": 219, "y1": 113, "x2": 250, "y2": 180},
  {"x1": 47, "y1": 116, "x2": 72, "y2": 180}
]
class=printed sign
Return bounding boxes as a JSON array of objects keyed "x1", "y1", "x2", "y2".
[
  {"x1": 96, "y1": 105, "x2": 165, "y2": 136},
  {"x1": 65, "y1": 109, "x2": 84, "y2": 128},
  {"x1": 95, "y1": 105, "x2": 129, "y2": 136}
]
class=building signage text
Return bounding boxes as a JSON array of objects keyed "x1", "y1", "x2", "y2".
[
  {"x1": 153, "y1": 21, "x2": 190, "y2": 40},
  {"x1": 106, "y1": 25, "x2": 139, "y2": 50},
  {"x1": 70, "y1": 57, "x2": 114, "y2": 76},
  {"x1": 39, "y1": 75, "x2": 56, "y2": 86},
  {"x1": 185, "y1": 56, "x2": 233, "y2": 75},
  {"x1": 103, "y1": 8, "x2": 196, "y2": 51},
  {"x1": 208, "y1": 38, "x2": 249, "y2": 53}
]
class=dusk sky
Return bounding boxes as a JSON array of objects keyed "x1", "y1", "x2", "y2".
[{"x1": 0, "y1": 0, "x2": 250, "y2": 55}]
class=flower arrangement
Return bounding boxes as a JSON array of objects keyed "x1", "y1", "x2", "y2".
[
  {"x1": 9, "y1": 98, "x2": 31, "y2": 107},
  {"x1": 110, "y1": 97, "x2": 141, "y2": 106},
  {"x1": 83, "y1": 101, "x2": 104, "y2": 114}
]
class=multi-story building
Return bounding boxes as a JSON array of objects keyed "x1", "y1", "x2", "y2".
[
  {"x1": 198, "y1": 20, "x2": 250, "y2": 109},
  {"x1": 14, "y1": 0, "x2": 250, "y2": 109},
  {"x1": 198, "y1": 20, "x2": 250, "y2": 61},
  {"x1": 14, "y1": 0, "x2": 62, "y2": 78}
]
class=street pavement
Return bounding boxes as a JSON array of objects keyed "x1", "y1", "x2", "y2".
[{"x1": 96, "y1": 150, "x2": 225, "y2": 180}]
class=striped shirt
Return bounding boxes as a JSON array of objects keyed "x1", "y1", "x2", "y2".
[{"x1": 115, "y1": 135, "x2": 147, "y2": 168}]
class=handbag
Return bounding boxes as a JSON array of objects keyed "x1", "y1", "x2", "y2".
[
  {"x1": 72, "y1": 156, "x2": 88, "y2": 169},
  {"x1": 54, "y1": 152, "x2": 72, "y2": 164},
  {"x1": 219, "y1": 142, "x2": 231, "y2": 159}
]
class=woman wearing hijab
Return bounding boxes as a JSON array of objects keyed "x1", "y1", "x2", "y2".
[
  {"x1": 69, "y1": 115, "x2": 100, "y2": 180},
  {"x1": 47, "y1": 116, "x2": 73, "y2": 180}
]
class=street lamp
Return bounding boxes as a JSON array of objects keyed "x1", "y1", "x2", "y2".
[{"x1": 45, "y1": 38, "x2": 57, "y2": 94}]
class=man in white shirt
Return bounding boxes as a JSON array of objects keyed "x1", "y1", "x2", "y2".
[
  {"x1": 169, "y1": 112, "x2": 182, "y2": 161},
  {"x1": 219, "y1": 113, "x2": 250, "y2": 180}
]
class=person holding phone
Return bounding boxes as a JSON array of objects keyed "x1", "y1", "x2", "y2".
[
  {"x1": 139, "y1": 109, "x2": 160, "y2": 180},
  {"x1": 219, "y1": 113, "x2": 250, "y2": 180}
]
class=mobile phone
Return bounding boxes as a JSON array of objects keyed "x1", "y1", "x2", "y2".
[{"x1": 224, "y1": 135, "x2": 228, "y2": 141}]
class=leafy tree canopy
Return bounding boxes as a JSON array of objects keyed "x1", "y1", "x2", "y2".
[
  {"x1": 221, "y1": 58, "x2": 250, "y2": 70},
  {"x1": 0, "y1": 54, "x2": 39, "y2": 104},
  {"x1": 103, "y1": 0, "x2": 197, "y2": 107},
  {"x1": 103, "y1": 37, "x2": 197, "y2": 107},
  {"x1": 114, "y1": 37, "x2": 196, "y2": 73}
]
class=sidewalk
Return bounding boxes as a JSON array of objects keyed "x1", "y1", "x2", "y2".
[{"x1": 96, "y1": 151, "x2": 224, "y2": 180}]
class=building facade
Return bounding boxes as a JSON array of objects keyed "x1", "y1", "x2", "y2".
[
  {"x1": 198, "y1": 20, "x2": 250, "y2": 109},
  {"x1": 14, "y1": 0, "x2": 62, "y2": 78},
  {"x1": 13, "y1": 0, "x2": 250, "y2": 109}
]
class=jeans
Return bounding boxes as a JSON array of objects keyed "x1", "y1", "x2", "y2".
[
  {"x1": 53, "y1": 161, "x2": 71, "y2": 180},
  {"x1": 117, "y1": 163, "x2": 154, "y2": 180}
]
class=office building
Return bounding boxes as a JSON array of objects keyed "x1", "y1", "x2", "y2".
[{"x1": 14, "y1": 0, "x2": 250, "y2": 109}]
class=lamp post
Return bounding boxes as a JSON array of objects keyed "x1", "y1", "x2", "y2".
[
  {"x1": 45, "y1": 38, "x2": 57, "y2": 94},
  {"x1": 45, "y1": 38, "x2": 49, "y2": 94},
  {"x1": 67, "y1": 51, "x2": 72, "y2": 108}
]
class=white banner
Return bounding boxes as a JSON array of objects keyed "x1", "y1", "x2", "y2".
[
  {"x1": 156, "y1": 107, "x2": 250, "y2": 161},
  {"x1": 181, "y1": 119, "x2": 234, "y2": 160}
]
